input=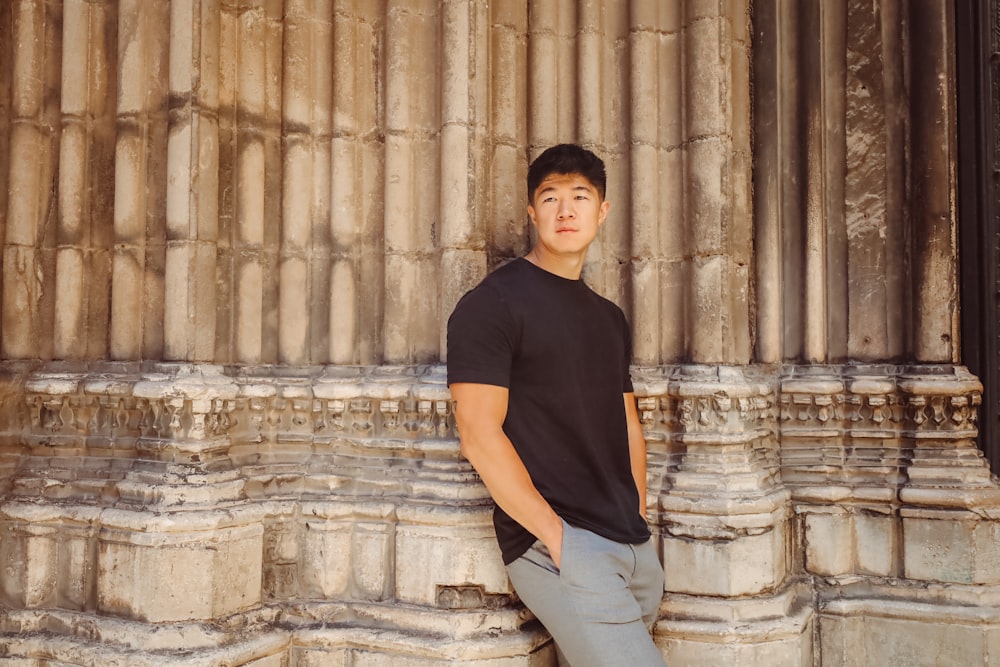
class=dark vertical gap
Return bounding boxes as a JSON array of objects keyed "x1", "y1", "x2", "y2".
[{"x1": 956, "y1": 0, "x2": 1000, "y2": 471}]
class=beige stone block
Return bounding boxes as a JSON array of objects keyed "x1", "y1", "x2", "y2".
[
  {"x1": 60, "y1": 0, "x2": 91, "y2": 117},
  {"x1": 0, "y1": 510, "x2": 98, "y2": 612},
  {"x1": 822, "y1": 609, "x2": 987, "y2": 667},
  {"x1": 630, "y1": 1, "x2": 682, "y2": 32},
  {"x1": 394, "y1": 518, "x2": 508, "y2": 606},
  {"x1": 195, "y1": 116, "x2": 221, "y2": 240},
  {"x1": 282, "y1": 18, "x2": 313, "y2": 127},
  {"x1": 167, "y1": 113, "x2": 220, "y2": 241},
  {"x1": 488, "y1": 143, "x2": 527, "y2": 256},
  {"x1": 165, "y1": 117, "x2": 193, "y2": 240},
  {"x1": 0, "y1": 523, "x2": 58, "y2": 608},
  {"x1": 330, "y1": 137, "x2": 358, "y2": 245},
  {"x1": 686, "y1": 137, "x2": 726, "y2": 256},
  {"x1": 110, "y1": 247, "x2": 143, "y2": 360},
  {"x1": 6, "y1": 122, "x2": 49, "y2": 245},
  {"x1": 383, "y1": 136, "x2": 414, "y2": 252},
  {"x1": 300, "y1": 520, "x2": 353, "y2": 599},
  {"x1": 235, "y1": 258, "x2": 264, "y2": 363},
  {"x1": 689, "y1": 254, "x2": 724, "y2": 363},
  {"x1": 169, "y1": 0, "x2": 196, "y2": 96},
  {"x1": 439, "y1": 124, "x2": 472, "y2": 247},
  {"x1": 685, "y1": 18, "x2": 727, "y2": 139},
  {"x1": 440, "y1": 0, "x2": 471, "y2": 124},
  {"x1": 237, "y1": 8, "x2": 266, "y2": 118},
  {"x1": 58, "y1": 122, "x2": 89, "y2": 241},
  {"x1": 490, "y1": 24, "x2": 525, "y2": 143},
  {"x1": 164, "y1": 241, "x2": 219, "y2": 362},
  {"x1": 629, "y1": 32, "x2": 659, "y2": 145},
  {"x1": 628, "y1": 144, "x2": 667, "y2": 259},
  {"x1": 662, "y1": 520, "x2": 786, "y2": 597},
  {"x1": 439, "y1": 247, "x2": 487, "y2": 340},
  {"x1": 630, "y1": 259, "x2": 660, "y2": 363},
  {"x1": 854, "y1": 511, "x2": 894, "y2": 576},
  {"x1": 292, "y1": 647, "x2": 349, "y2": 667},
  {"x1": 278, "y1": 257, "x2": 309, "y2": 364},
  {"x1": 385, "y1": 10, "x2": 439, "y2": 131},
  {"x1": 113, "y1": 126, "x2": 147, "y2": 242},
  {"x1": 988, "y1": 624, "x2": 1000, "y2": 666},
  {"x1": 240, "y1": 653, "x2": 286, "y2": 667},
  {"x1": 11, "y1": 0, "x2": 45, "y2": 118},
  {"x1": 118, "y1": 1, "x2": 153, "y2": 114},
  {"x1": 2, "y1": 246, "x2": 39, "y2": 358},
  {"x1": 237, "y1": 136, "x2": 267, "y2": 247},
  {"x1": 281, "y1": 138, "x2": 313, "y2": 250},
  {"x1": 98, "y1": 517, "x2": 263, "y2": 622},
  {"x1": 803, "y1": 509, "x2": 852, "y2": 576},
  {"x1": 527, "y1": 40, "x2": 557, "y2": 146},
  {"x1": 353, "y1": 521, "x2": 393, "y2": 600},
  {"x1": 382, "y1": 253, "x2": 439, "y2": 363},
  {"x1": 662, "y1": 635, "x2": 808, "y2": 667},
  {"x1": 329, "y1": 259, "x2": 358, "y2": 364},
  {"x1": 54, "y1": 248, "x2": 86, "y2": 356},
  {"x1": 903, "y1": 514, "x2": 1000, "y2": 584}
]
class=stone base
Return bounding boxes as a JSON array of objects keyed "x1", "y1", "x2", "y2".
[
  {"x1": 654, "y1": 580, "x2": 815, "y2": 666},
  {"x1": 0, "y1": 603, "x2": 552, "y2": 666},
  {"x1": 818, "y1": 580, "x2": 1000, "y2": 667}
]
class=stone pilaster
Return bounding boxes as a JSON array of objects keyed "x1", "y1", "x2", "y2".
[{"x1": 636, "y1": 366, "x2": 811, "y2": 665}]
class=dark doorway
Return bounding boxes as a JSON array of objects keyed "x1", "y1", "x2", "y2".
[{"x1": 956, "y1": 0, "x2": 1000, "y2": 472}]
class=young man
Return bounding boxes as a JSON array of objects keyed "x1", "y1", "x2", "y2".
[{"x1": 447, "y1": 144, "x2": 666, "y2": 666}]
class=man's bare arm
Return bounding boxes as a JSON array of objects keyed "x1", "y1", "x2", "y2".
[
  {"x1": 624, "y1": 392, "x2": 648, "y2": 519},
  {"x1": 450, "y1": 382, "x2": 564, "y2": 567}
]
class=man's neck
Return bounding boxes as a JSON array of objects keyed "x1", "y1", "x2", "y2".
[{"x1": 524, "y1": 247, "x2": 585, "y2": 280}]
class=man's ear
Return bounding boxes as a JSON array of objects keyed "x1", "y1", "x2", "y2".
[
  {"x1": 598, "y1": 199, "x2": 611, "y2": 226},
  {"x1": 527, "y1": 205, "x2": 537, "y2": 226}
]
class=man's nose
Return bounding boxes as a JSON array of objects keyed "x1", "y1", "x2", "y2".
[{"x1": 557, "y1": 200, "x2": 575, "y2": 218}]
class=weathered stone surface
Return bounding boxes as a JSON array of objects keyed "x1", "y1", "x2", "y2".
[{"x1": 1, "y1": 0, "x2": 997, "y2": 665}]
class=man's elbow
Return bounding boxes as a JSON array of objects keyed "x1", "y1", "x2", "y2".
[{"x1": 456, "y1": 426, "x2": 485, "y2": 464}]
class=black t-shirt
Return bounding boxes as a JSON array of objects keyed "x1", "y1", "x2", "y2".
[{"x1": 447, "y1": 258, "x2": 650, "y2": 564}]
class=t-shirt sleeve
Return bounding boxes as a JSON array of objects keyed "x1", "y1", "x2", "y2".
[{"x1": 447, "y1": 284, "x2": 516, "y2": 388}]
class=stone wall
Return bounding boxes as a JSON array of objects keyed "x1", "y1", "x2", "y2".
[{"x1": 1, "y1": 1, "x2": 999, "y2": 665}]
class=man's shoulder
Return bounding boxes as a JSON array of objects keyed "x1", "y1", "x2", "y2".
[{"x1": 457, "y1": 259, "x2": 527, "y2": 303}]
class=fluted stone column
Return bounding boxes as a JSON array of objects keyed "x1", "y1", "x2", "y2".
[
  {"x1": 329, "y1": 1, "x2": 384, "y2": 365},
  {"x1": 163, "y1": 0, "x2": 220, "y2": 362},
  {"x1": 111, "y1": 0, "x2": 169, "y2": 361},
  {"x1": 754, "y1": 2, "x2": 1000, "y2": 664},
  {"x1": 279, "y1": 0, "x2": 323, "y2": 365},
  {"x1": 629, "y1": 2, "x2": 685, "y2": 365},
  {"x1": 53, "y1": 0, "x2": 115, "y2": 361},
  {"x1": 382, "y1": 1, "x2": 440, "y2": 364},
  {"x1": 217, "y1": 0, "x2": 284, "y2": 365},
  {"x1": 3, "y1": 0, "x2": 62, "y2": 360},
  {"x1": 438, "y1": 0, "x2": 490, "y2": 357}
]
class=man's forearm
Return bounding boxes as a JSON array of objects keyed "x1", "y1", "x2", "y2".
[
  {"x1": 624, "y1": 393, "x2": 648, "y2": 518},
  {"x1": 460, "y1": 426, "x2": 564, "y2": 564}
]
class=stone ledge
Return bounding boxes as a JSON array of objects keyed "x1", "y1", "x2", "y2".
[{"x1": 0, "y1": 601, "x2": 545, "y2": 666}]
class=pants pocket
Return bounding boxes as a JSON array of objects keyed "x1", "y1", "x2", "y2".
[{"x1": 558, "y1": 522, "x2": 643, "y2": 625}]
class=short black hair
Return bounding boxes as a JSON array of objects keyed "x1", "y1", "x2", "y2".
[{"x1": 527, "y1": 144, "x2": 607, "y2": 202}]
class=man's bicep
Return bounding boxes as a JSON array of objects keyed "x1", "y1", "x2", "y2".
[{"x1": 450, "y1": 382, "x2": 509, "y2": 430}]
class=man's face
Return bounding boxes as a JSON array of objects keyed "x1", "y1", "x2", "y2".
[{"x1": 527, "y1": 172, "x2": 610, "y2": 260}]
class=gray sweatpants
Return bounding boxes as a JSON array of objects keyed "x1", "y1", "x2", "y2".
[{"x1": 506, "y1": 519, "x2": 667, "y2": 667}]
